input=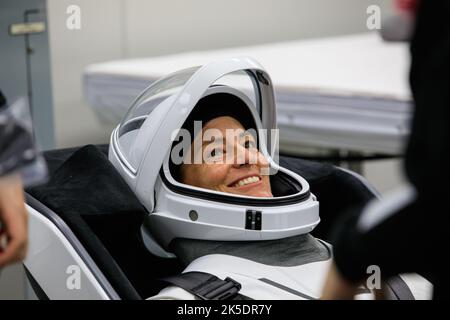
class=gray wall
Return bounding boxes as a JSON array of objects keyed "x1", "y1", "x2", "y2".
[
  {"x1": 124, "y1": 0, "x2": 391, "y2": 57},
  {"x1": 0, "y1": 0, "x2": 54, "y2": 150}
]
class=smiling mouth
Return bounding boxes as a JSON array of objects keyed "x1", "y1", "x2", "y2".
[{"x1": 228, "y1": 175, "x2": 261, "y2": 188}]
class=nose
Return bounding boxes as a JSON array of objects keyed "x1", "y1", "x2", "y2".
[
  {"x1": 231, "y1": 144, "x2": 251, "y2": 168},
  {"x1": 231, "y1": 143, "x2": 267, "y2": 169}
]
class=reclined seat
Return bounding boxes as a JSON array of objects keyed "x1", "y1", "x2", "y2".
[
  {"x1": 23, "y1": 144, "x2": 420, "y2": 299},
  {"x1": 23, "y1": 58, "x2": 429, "y2": 300}
]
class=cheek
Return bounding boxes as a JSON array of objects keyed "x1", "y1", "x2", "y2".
[
  {"x1": 185, "y1": 164, "x2": 230, "y2": 189},
  {"x1": 262, "y1": 175, "x2": 272, "y2": 191},
  {"x1": 201, "y1": 164, "x2": 230, "y2": 188}
]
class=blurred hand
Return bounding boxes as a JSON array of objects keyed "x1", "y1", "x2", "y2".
[
  {"x1": 0, "y1": 174, "x2": 28, "y2": 267},
  {"x1": 321, "y1": 261, "x2": 360, "y2": 300}
]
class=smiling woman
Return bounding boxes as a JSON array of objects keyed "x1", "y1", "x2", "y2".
[
  {"x1": 170, "y1": 91, "x2": 273, "y2": 198},
  {"x1": 180, "y1": 115, "x2": 273, "y2": 198},
  {"x1": 109, "y1": 58, "x2": 320, "y2": 251}
]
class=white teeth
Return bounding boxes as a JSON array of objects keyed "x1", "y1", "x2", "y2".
[{"x1": 234, "y1": 176, "x2": 260, "y2": 187}]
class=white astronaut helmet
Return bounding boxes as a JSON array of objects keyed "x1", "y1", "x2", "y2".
[{"x1": 109, "y1": 57, "x2": 320, "y2": 255}]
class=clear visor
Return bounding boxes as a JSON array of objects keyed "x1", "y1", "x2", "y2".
[
  {"x1": 116, "y1": 66, "x2": 271, "y2": 173},
  {"x1": 117, "y1": 66, "x2": 199, "y2": 170},
  {"x1": 210, "y1": 70, "x2": 260, "y2": 114}
]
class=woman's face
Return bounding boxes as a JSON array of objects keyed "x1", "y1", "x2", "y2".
[{"x1": 180, "y1": 116, "x2": 273, "y2": 197}]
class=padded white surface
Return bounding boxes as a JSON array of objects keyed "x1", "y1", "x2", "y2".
[{"x1": 84, "y1": 33, "x2": 412, "y2": 154}]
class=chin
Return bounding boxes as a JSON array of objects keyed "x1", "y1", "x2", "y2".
[
  {"x1": 254, "y1": 192, "x2": 273, "y2": 198},
  {"x1": 245, "y1": 190, "x2": 273, "y2": 198}
]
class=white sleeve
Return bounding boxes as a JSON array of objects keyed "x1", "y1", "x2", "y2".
[{"x1": 146, "y1": 286, "x2": 196, "y2": 300}]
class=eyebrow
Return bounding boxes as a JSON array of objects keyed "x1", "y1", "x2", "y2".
[
  {"x1": 202, "y1": 136, "x2": 223, "y2": 147},
  {"x1": 200, "y1": 131, "x2": 253, "y2": 147}
]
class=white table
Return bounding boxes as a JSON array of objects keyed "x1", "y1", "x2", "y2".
[{"x1": 84, "y1": 32, "x2": 412, "y2": 156}]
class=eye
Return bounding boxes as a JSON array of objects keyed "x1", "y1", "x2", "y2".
[
  {"x1": 244, "y1": 139, "x2": 257, "y2": 149},
  {"x1": 209, "y1": 147, "x2": 223, "y2": 159}
]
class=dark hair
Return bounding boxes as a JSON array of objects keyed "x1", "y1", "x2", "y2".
[{"x1": 0, "y1": 90, "x2": 7, "y2": 110}]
